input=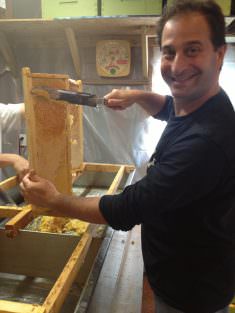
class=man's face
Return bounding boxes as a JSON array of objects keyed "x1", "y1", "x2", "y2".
[{"x1": 160, "y1": 13, "x2": 226, "y2": 104}]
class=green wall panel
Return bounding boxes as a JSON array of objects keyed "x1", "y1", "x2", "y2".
[
  {"x1": 215, "y1": 0, "x2": 231, "y2": 16},
  {"x1": 102, "y1": 0, "x2": 162, "y2": 16},
  {"x1": 166, "y1": 0, "x2": 231, "y2": 16},
  {"x1": 42, "y1": 0, "x2": 98, "y2": 18}
]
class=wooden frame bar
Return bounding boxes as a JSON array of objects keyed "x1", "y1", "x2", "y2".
[
  {"x1": 0, "y1": 300, "x2": 42, "y2": 313},
  {"x1": 0, "y1": 163, "x2": 134, "y2": 232},
  {"x1": 22, "y1": 67, "x2": 83, "y2": 195},
  {"x1": 0, "y1": 232, "x2": 92, "y2": 313},
  {"x1": 0, "y1": 176, "x2": 17, "y2": 191}
]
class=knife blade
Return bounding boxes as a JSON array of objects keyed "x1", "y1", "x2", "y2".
[{"x1": 31, "y1": 87, "x2": 106, "y2": 107}]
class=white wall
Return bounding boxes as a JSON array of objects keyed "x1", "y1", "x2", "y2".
[
  {"x1": 220, "y1": 43, "x2": 235, "y2": 108},
  {"x1": 0, "y1": 0, "x2": 5, "y2": 9}
]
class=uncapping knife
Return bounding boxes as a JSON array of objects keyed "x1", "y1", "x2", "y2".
[{"x1": 31, "y1": 87, "x2": 106, "y2": 108}]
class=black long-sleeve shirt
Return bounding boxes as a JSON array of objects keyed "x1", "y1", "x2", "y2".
[{"x1": 100, "y1": 89, "x2": 235, "y2": 313}]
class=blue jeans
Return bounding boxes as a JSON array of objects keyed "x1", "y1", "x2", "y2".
[{"x1": 154, "y1": 295, "x2": 229, "y2": 313}]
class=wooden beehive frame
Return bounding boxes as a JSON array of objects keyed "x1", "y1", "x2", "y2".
[{"x1": 0, "y1": 68, "x2": 134, "y2": 313}]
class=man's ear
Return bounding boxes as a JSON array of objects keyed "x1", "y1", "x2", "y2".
[{"x1": 217, "y1": 44, "x2": 227, "y2": 70}]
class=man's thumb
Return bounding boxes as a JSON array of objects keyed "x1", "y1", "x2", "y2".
[{"x1": 28, "y1": 169, "x2": 40, "y2": 182}]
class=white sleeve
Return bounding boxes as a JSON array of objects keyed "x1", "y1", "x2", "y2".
[{"x1": 0, "y1": 103, "x2": 23, "y2": 133}]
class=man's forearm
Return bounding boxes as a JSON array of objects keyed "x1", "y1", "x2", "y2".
[
  {"x1": 50, "y1": 194, "x2": 107, "y2": 224},
  {"x1": 136, "y1": 91, "x2": 166, "y2": 116},
  {"x1": 105, "y1": 89, "x2": 166, "y2": 115}
]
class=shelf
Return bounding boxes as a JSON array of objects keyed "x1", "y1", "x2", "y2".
[
  {"x1": 0, "y1": 16, "x2": 159, "y2": 36},
  {"x1": 0, "y1": 15, "x2": 234, "y2": 35}
]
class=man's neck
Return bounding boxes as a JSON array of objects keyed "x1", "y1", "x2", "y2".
[{"x1": 173, "y1": 85, "x2": 220, "y2": 117}]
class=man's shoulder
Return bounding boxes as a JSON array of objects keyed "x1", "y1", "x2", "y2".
[
  {"x1": 191, "y1": 91, "x2": 235, "y2": 163},
  {"x1": 154, "y1": 95, "x2": 173, "y2": 122}
]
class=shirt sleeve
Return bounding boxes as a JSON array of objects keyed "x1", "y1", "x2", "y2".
[
  {"x1": 0, "y1": 103, "x2": 23, "y2": 133},
  {"x1": 153, "y1": 95, "x2": 173, "y2": 121},
  {"x1": 99, "y1": 135, "x2": 227, "y2": 231}
]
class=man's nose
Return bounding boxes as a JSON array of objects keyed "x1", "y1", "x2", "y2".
[{"x1": 171, "y1": 53, "x2": 188, "y2": 75}]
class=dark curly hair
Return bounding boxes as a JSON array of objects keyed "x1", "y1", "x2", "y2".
[{"x1": 157, "y1": 0, "x2": 226, "y2": 50}]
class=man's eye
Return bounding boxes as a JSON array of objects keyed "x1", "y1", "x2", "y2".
[
  {"x1": 162, "y1": 51, "x2": 175, "y2": 60},
  {"x1": 186, "y1": 46, "x2": 201, "y2": 56}
]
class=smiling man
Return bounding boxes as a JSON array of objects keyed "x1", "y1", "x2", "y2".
[
  {"x1": 20, "y1": 1, "x2": 235, "y2": 313},
  {"x1": 159, "y1": 6, "x2": 226, "y2": 117}
]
